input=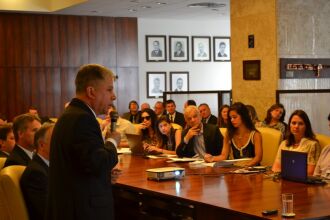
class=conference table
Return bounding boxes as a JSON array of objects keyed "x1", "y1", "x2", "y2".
[{"x1": 113, "y1": 154, "x2": 330, "y2": 220}]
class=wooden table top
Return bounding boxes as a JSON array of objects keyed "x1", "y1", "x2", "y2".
[{"x1": 115, "y1": 154, "x2": 330, "y2": 219}]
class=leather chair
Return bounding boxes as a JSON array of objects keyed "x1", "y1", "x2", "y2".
[
  {"x1": 219, "y1": 128, "x2": 227, "y2": 137},
  {"x1": 171, "y1": 123, "x2": 182, "y2": 131},
  {"x1": 257, "y1": 127, "x2": 282, "y2": 166},
  {"x1": 0, "y1": 165, "x2": 29, "y2": 220},
  {"x1": 315, "y1": 133, "x2": 330, "y2": 151},
  {"x1": 0, "y1": 158, "x2": 6, "y2": 170}
]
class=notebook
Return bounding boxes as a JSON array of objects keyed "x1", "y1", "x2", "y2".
[
  {"x1": 126, "y1": 134, "x2": 144, "y2": 155},
  {"x1": 281, "y1": 150, "x2": 325, "y2": 184}
]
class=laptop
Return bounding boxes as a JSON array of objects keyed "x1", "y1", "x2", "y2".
[
  {"x1": 126, "y1": 134, "x2": 145, "y2": 155},
  {"x1": 281, "y1": 150, "x2": 325, "y2": 184}
]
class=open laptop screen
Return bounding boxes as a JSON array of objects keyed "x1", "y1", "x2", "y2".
[{"x1": 281, "y1": 150, "x2": 308, "y2": 182}]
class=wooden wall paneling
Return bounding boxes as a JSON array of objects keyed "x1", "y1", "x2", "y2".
[
  {"x1": 7, "y1": 68, "x2": 25, "y2": 120},
  {"x1": 115, "y1": 18, "x2": 138, "y2": 67},
  {"x1": 43, "y1": 15, "x2": 60, "y2": 67},
  {"x1": 0, "y1": 68, "x2": 8, "y2": 118},
  {"x1": 45, "y1": 68, "x2": 62, "y2": 117},
  {"x1": 59, "y1": 16, "x2": 89, "y2": 67},
  {"x1": 88, "y1": 16, "x2": 117, "y2": 66},
  {"x1": 60, "y1": 67, "x2": 77, "y2": 109},
  {"x1": 0, "y1": 17, "x2": 4, "y2": 67},
  {"x1": 115, "y1": 67, "x2": 139, "y2": 115},
  {"x1": 25, "y1": 15, "x2": 41, "y2": 67}
]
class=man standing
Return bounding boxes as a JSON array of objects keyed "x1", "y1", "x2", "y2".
[
  {"x1": 166, "y1": 100, "x2": 185, "y2": 128},
  {"x1": 198, "y1": 103, "x2": 218, "y2": 125},
  {"x1": 4, "y1": 113, "x2": 41, "y2": 167},
  {"x1": 21, "y1": 123, "x2": 54, "y2": 220},
  {"x1": 176, "y1": 106, "x2": 223, "y2": 158},
  {"x1": 47, "y1": 64, "x2": 121, "y2": 220}
]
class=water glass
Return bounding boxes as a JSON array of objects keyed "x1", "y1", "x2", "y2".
[{"x1": 281, "y1": 193, "x2": 295, "y2": 217}]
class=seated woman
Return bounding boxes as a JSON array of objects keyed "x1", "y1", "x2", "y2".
[
  {"x1": 149, "y1": 116, "x2": 182, "y2": 155},
  {"x1": 260, "y1": 103, "x2": 287, "y2": 137},
  {"x1": 205, "y1": 102, "x2": 263, "y2": 166},
  {"x1": 139, "y1": 108, "x2": 161, "y2": 154},
  {"x1": 218, "y1": 104, "x2": 229, "y2": 128},
  {"x1": 272, "y1": 110, "x2": 321, "y2": 176}
]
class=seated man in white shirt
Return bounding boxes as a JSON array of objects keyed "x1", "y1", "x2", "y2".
[{"x1": 102, "y1": 105, "x2": 139, "y2": 148}]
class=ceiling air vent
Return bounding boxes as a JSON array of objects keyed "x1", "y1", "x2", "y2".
[{"x1": 187, "y1": 2, "x2": 226, "y2": 8}]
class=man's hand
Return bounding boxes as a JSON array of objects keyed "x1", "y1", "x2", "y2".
[
  {"x1": 184, "y1": 126, "x2": 200, "y2": 143},
  {"x1": 110, "y1": 168, "x2": 122, "y2": 184}
]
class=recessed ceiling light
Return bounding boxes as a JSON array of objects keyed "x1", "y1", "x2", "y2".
[
  {"x1": 187, "y1": 2, "x2": 226, "y2": 8},
  {"x1": 156, "y1": 2, "x2": 167, "y2": 5},
  {"x1": 90, "y1": 10, "x2": 100, "y2": 13},
  {"x1": 141, "y1": 5, "x2": 151, "y2": 9},
  {"x1": 128, "y1": 8, "x2": 137, "y2": 12}
]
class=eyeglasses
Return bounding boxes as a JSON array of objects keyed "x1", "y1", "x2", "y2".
[{"x1": 141, "y1": 116, "x2": 151, "y2": 121}]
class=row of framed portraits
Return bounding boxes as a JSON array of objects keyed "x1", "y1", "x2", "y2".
[
  {"x1": 147, "y1": 71, "x2": 189, "y2": 98},
  {"x1": 146, "y1": 35, "x2": 230, "y2": 62}
]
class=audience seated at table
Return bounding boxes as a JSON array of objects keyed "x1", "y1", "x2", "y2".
[
  {"x1": 139, "y1": 108, "x2": 162, "y2": 154},
  {"x1": 204, "y1": 102, "x2": 262, "y2": 166},
  {"x1": 272, "y1": 110, "x2": 321, "y2": 176},
  {"x1": 20, "y1": 123, "x2": 54, "y2": 220},
  {"x1": 313, "y1": 113, "x2": 330, "y2": 179},
  {"x1": 152, "y1": 116, "x2": 182, "y2": 155},
  {"x1": 176, "y1": 105, "x2": 223, "y2": 158},
  {"x1": 218, "y1": 104, "x2": 229, "y2": 128},
  {"x1": 4, "y1": 113, "x2": 41, "y2": 167},
  {"x1": 259, "y1": 103, "x2": 287, "y2": 137},
  {"x1": 198, "y1": 103, "x2": 218, "y2": 125},
  {"x1": 122, "y1": 100, "x2": 141, "y2": 124},
  {"x1": 0, "y1": 123, "x2": 15, "y2": 157}
]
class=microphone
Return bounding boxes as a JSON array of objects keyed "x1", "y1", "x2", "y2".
[{"x1": 110, "y1": 111, "x2": 119, "y2": 132}]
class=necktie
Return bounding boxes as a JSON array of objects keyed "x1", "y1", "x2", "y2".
[{"x1": 170, "y1": 115, "x2": 173, "y2": 123}]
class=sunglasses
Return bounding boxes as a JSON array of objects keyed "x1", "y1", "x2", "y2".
[{"x1": 141, "y1": 116, "x2": 151, "y2": 121}]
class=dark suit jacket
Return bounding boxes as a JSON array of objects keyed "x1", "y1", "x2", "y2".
[
  {"x1": 0, "y1": 150, "x2": 9, "y2": 158},
  {"x1": 176, "y1": 123, "x2": 223, "y2": 158},
  {"x1": 3, "y1": 145, "x2": 31, "y2": 167},
  {"x1": 174, "y1": 50, "x2": 184, "y2": 57},
  {"x1": 206, "y1": 114, "x2": 218, "y2": 125},
  {"x1": 122, "y1": 111, "x2": 141, "y2": 124},
  {"x1": 167, "y1": 111, "x2": 185, "y2": 128},
  {"x1": 20, "y1": 154, "x2": 48, "y2": 220},
  {"x1": 46, "y1": 98, "x2": 118, "y2": 220},
  {"x1": 151, "y1": 50, "x2": 162, "y2": 57}
]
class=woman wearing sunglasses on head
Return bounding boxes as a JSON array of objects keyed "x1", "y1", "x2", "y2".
[{"x1": 139, "y1": 108, "x2": 161, "y2": 154}]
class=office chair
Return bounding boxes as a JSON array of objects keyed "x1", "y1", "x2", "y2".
[{"x1": 0, "y1": 165, "x2": 29, "y2": 220}]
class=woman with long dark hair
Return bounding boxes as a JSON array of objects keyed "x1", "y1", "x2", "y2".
[
  {"x1": 260, "y1": 103, "x2": 286, "y2": 137},
  {"x1": 205, "y1": 102, "x2": 262, "y2": 166},
  {"x1": 272, "y1": 110, "x2": 321, "y2": 175},
  {"x1": 218, "y1": 104, "x2": 229, "y2": 128},
  {"x1": 139, "y1": 108, "x2": 161, "y2": 154},
  {"x1": 149, "y1": 116, "x2": 182, "y2": 155}
]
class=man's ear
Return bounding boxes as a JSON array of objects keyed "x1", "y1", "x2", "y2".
[{"x1": 86, "y1": 86, "x2": 96, "y2": 99}]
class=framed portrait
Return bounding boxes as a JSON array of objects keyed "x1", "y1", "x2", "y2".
[
  {"x1": 170, "y1": 72, "x2": 189, "y2": 92},
  {"x1": 146, "y1": 35, "x2": 167, "y2": 62},
  {"x1": 169, "y1": 36, "x2": 189, "y2": 62},
  {"x1": 192, "y1": 36, "x2": 211, "y2": 62},
  {"x1": 243, "y1": 60, "x2": 261, "y2": 80},
  {"x1": 147, "y1": 72, "x2": 166, "y2": 98},
  {"x1": 213, "y1": 37, "x2": 231, "y2": 61}
]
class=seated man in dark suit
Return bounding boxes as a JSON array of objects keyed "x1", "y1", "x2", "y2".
[
  {"x1": 165, "y1": 99, "x2": 185, "y2": 128},
  {"x1": 176, "y1": 105, "x2": 223, "y2": 158},
  {"x1": 0, "y1": 123, "x2": 15, "y2": 157},
  {"x1": 122, "y1": 100, "x2": 141, "y2": 124},
  {"x1": 4, "y1": 113, "x2": 41, "y2": 167},
  {"x1": 154, "y1": 101, "x2": 165, "y2": 119},
  {"x1": 198, "y1": 103, "x2": 218, "y2": 125},
  {"x1": 21, "y1": 123, "x2": 54, "y2": 220}
]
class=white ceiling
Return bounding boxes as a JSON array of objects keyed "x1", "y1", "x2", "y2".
[{"x1": 54, "y1": 0, "x2": 230, "y2": 20}]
